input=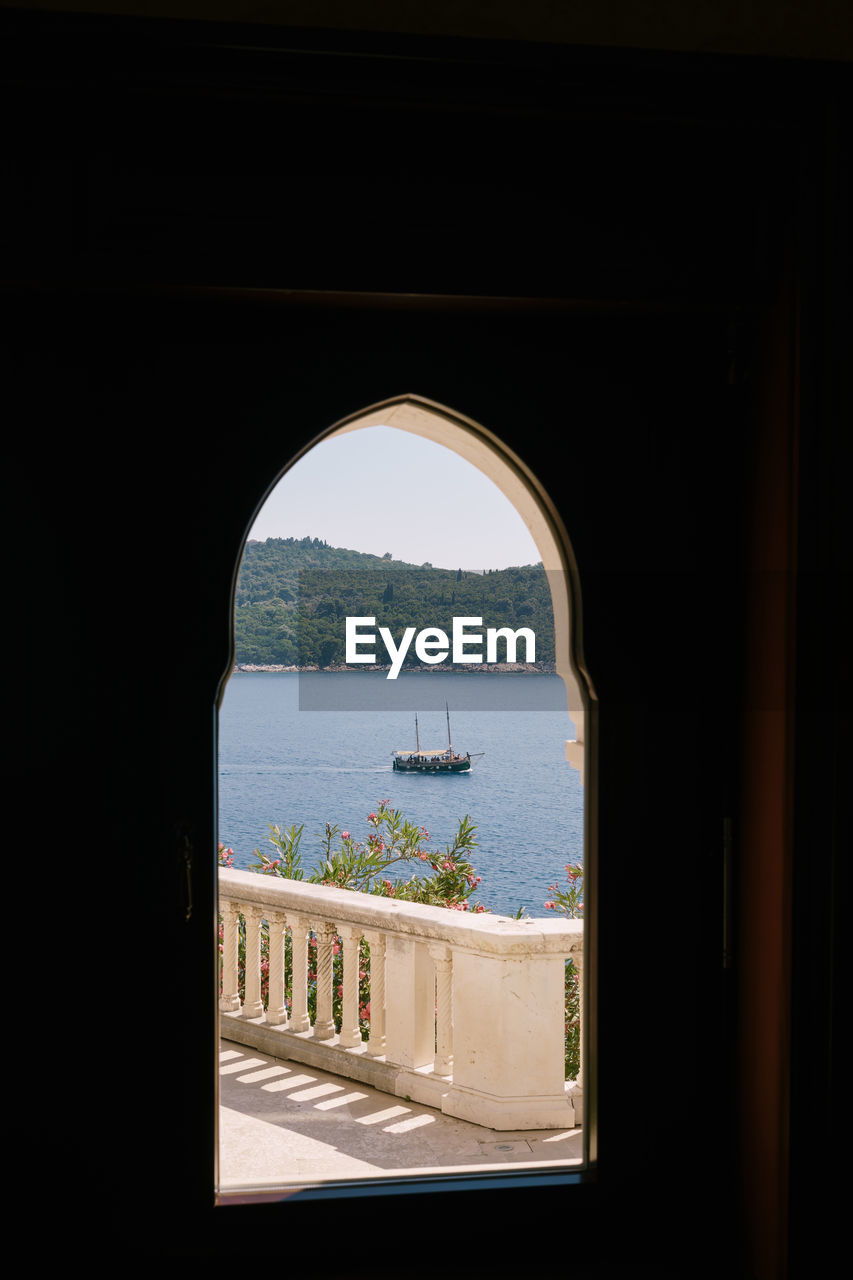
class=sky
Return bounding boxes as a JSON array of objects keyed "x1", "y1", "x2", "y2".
[{"x1": 247, "y1": 426, "x2": 541, "y2": 571}]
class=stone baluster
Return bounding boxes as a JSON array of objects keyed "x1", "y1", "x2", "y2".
[
  {"x1": 384, "y1": 934, "x2": 434, "y2": 1069},
  {"x1": 289, "y1": 915, "x2": 311, "y2": 1033},
  {"x1": 218, "y1": 899, "x2": 242, "y2": 1012},
  {"x1": 313, "y1": 921, "x2": 337, "y2": 1040},
  {"x1": 336, "y1": 924, "x2": 363, "y2": 1049},
  {"x1": 429, "y1": 943, "x2": 454, "y2": 1076},
  {"x1": 242, "y1": 904, "x2": 265, "y2": 1018},
  {"x1": 363, "y1": 929, "x2": 386, "y2": 1057},
  {"x1": 266, "y1": 908, "x2": 289, "y2": 1026}
]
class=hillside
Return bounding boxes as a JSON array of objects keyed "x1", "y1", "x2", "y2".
[{"x1": 234, "y1": 537, "x2": 555, "y2": 668}]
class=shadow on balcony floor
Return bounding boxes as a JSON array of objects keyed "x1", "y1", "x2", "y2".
[{"x1": 219, "y1": 1036, "x2": 583, "y2": 1191}]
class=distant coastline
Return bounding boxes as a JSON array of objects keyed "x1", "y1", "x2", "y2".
[{"x1": 233, "y1": 662, "x2": 556, "y2": 675}]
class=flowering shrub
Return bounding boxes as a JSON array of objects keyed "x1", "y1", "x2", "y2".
[
  {"x1": 544, "y1": 862, "x2": 584, "y2": 1080},
  {"x1": 248, "y1": 800, "x2": 485, "y2": 911},
  {"x1": 544, "y1": 861, "x2": 584, "y2": 919}
]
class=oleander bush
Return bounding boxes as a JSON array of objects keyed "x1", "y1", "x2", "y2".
[{"x1": 544, "y1": 861, "x2": 584, "y2": 1077}]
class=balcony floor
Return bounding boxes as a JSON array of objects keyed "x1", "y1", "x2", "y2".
[{"x1": 219, "y1": 1034, "x2": 583, "y2": 1192}]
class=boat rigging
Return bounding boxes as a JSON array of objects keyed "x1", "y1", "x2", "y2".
[{"x1": 391, "y1": 703, "x2": 483, "y2": 773}]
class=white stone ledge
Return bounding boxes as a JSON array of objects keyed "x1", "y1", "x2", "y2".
[{"x1": 219, "y1": 868, "x2": 582, "y2": 957}]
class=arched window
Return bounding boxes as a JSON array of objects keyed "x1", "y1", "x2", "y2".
[{"x1": 216, "y1": 394, "x2": 596, "y2": 1195}]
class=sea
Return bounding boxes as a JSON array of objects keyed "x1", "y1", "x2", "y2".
[{"x1": 217, "y1": 671, "x2": 583, "y2": 919}]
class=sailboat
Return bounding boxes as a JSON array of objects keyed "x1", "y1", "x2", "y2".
[{"x1": 391, "y1": 703, "x2": 482, "y2": 772}]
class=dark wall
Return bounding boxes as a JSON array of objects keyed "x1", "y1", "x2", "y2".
[{"x1": 4, "y1": 11, "x2": 848, "y2": 1275}]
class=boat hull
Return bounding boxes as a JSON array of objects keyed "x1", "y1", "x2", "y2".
[{"x1": 393, "y1": 756, "x2": 471, "y2": 773}]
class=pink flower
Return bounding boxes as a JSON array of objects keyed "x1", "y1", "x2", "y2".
[
  {"x1": 367, "y1": 812, "x2": 377, "y2": 823},
  {"x1": 341, "y1": 831, "x2": 350, "y2": 840},
  {"x1": 544, "y1": 900, "x2": 555, "y2": 910}
]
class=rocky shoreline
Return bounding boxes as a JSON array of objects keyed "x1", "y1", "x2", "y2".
[{"x1": 233, "y1": 661, "x2": 556, "y2": 675}]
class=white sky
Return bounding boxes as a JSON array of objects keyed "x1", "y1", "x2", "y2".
[{"x1": 247, "y1": 426, "x2": 541, "y2": 571}]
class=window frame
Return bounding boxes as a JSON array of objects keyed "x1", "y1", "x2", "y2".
[{"x1": 214, "y1": 393, "x2": 598, "y2": 1197}]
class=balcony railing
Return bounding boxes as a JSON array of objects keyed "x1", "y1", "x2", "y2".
[{"x1": 219, "y1": 868, "x2": 583, "y2": 1130}]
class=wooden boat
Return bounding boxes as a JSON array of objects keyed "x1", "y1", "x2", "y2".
[{"x1": 392, "y1": 704, "x2": 482, "y2": 772}]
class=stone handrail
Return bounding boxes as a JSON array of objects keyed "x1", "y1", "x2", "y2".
[{"x1": 219, "y1": 867, "x2": 584, "y2": 1129}]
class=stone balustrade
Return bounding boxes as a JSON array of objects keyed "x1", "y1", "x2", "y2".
[{"x1": 219, "y1": 867, "x2": 584, "y2": 1129}]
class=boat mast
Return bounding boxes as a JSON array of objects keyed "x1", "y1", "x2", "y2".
[
  {"x1": 446, "y1": 701, "x2": 452, "y2": 755},
  {"x1": 415, "y1": 713, "x2": 420, "y2": 754}
]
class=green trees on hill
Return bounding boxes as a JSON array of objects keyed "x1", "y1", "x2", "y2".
[{"x1": 233, "y1": 538, "x2": 555, "y2": 667}]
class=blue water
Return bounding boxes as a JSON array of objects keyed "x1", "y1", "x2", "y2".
[{"x1": 217, "y1": 672, "x2": 583, "y2": 919}]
